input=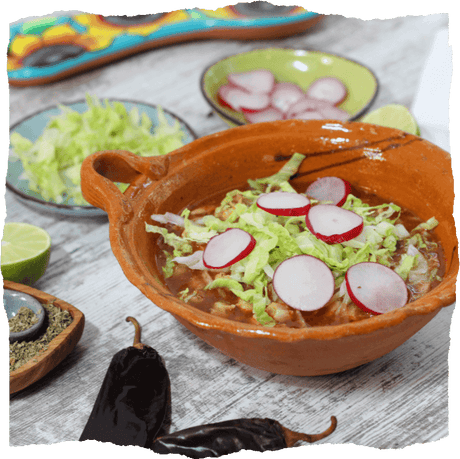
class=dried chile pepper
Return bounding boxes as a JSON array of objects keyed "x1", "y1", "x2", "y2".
[
  {"x1": 79, "y1": 317, "x2": 171, "y2": 446},
  {"x1": 150, "y1": 415, "x2": 337, "y2": 458}
]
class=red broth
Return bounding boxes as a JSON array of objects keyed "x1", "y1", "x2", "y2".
[{"x1": 154, "y1": 185, "x2": 444, "y2": 328}]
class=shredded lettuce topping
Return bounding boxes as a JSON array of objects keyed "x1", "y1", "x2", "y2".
[
  {"x1": 10, "y1": 94, "x2": 188, "y2": 205},
  {"x1": 146, "y1": 153, "x2": 440, "y2": 326}
]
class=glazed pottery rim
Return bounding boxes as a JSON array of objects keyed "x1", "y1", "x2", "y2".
[
  {"x1": 83, "y1": 120, "x2": 456, "y2": 343},
  {"x1": 199, "y1": 47, "x2": 379, "y2": 126},
  {"x1": 7, "y1": 98, "x2": 198, "y2": 213}
]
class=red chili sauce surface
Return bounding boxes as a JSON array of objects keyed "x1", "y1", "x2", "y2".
[{"x1": 154, "y1": 186, "x2": 445, "y2": 328}]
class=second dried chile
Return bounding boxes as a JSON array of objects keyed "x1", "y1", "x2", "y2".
[{"x1": 150, "y1": 415, "x2": 337, "y2": 458}]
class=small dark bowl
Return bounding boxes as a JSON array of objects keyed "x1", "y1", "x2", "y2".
[{"x1": 5, "y1": 289, "x2": 45, "y2": 343}]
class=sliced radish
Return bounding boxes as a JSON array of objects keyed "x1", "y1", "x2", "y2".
[
  {"x1": 285, "y1": 96, "x2": 328, "y2": 119},
  {"x1": 273, "y1": 255, "x2": 335, "y2": 311},
  {"x1": 293, "y1": 110, "x2": 325, "y2": 121},
  {"x1": 345, "y1": 262, "x2": 408, "y2": 314},
  {"x1": 257, "y1": 192, "x2": 311, "y2": 216},
  {"x1": 217, "y1": 84, "x2": 270, "y2": 112},
  {"x1": 306, "y1": 77, "x2": 348, "y2": 106},
  {"x1": 284, "y1": 96, "x2": 350, "y2": 121},
  {"x1": 306, "y1": 205, "x2": 363, "y2": 244},
  {"x1": 203, "y1": 228, "x2": 256, "y2": 269},
  {"x1": 227, "y1": 69, "x2": 276, "y2": 94},
  {"x1": 270, "y1": 82, "x2": 305, "y2": 114},
  {"x1": 244, "y1": 106, "x2": 284, "y2": 124},
  {"x1": 217, "y1": 84, "x2": 235, "y2": 109},
  {"x1": 306, "y1": 176, "x2": 352, "y2": 206},
  {"x1": 316, "y1": 103, "x2": 350, "y2": 122}
]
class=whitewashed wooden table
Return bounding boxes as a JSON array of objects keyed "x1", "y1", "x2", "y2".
[{"x1": 7, "y1": 11, "x2": 454, "y2": 453}]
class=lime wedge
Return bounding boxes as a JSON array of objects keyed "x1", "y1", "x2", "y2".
[
  {"x1": 1, "y1": 223, "x2": 51, "y2": 285},
  {"x1": 360, "y1": 104, "x2": 421, "y2": 135}
]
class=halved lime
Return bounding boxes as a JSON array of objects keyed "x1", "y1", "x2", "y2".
[
  {"x1": 360, "y1": 104, "x2": 421, "y2": 135},
  {"x1": 1, "y1": 223, "x2": 51, "y2": 285}
]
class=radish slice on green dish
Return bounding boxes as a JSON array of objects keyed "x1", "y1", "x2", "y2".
[
  {"x1": 203, "y1": 228, "x2": 256, "y2": 269},
  {"x1": 306, "y1": 77, "x2": 348, "y2": 106},
  {"x1": 244, "y1": 106, "x2": 284, "y2": 124},
  {"x1": 293, "y1": 111, "x2": 325, "y2": 120},
  {"x1": 217, "y1": 84, "x2": 271, "y2": 112},
  {"x1": 284, "y1": 96, "x2": 350, "y2": 122},
  {"x1": 273, "y1": 255, "x2": 335, "y2": 311},
  {"x1": 345, "y1": 262, "x2": 408, "y2": 315},
  {"x1": 227, "y1": 69, "x2": 276, "y2": 94},
  {"x1": 285, "y1": 96, "x2": 326, "y2": 119},
  {"x1": 316, "y1": 103, "x2": 350, "y2": 122},
  {"x1": 306, "y1": 176, "x2": 351, "y2": 206},
  {"x1": 306, "y1": 204, "x2": 363, "y2": 243},
  {"x1": 256, "y1": 192, "x2": 311, "y2": 216},
  {"x1": 270, "y1": 82, "x2": 305, "y2": 114}
]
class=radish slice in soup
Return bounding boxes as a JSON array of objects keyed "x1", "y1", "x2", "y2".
[
  {"x1": 306, "y1": 205, "x2": 363, "y2": 243},
  {"x1": 306, "y1": 77, "x2": 348, "y2": 105},
  {"x1": 244, "y1": 106, "x2": 284, "y2": 124},
  {"x1": 227, "y1": 69, "x2": 275, "y2": 94},
  {"x1": 203, "y1": 228, "x2": 256, "y2": 269},
  {"x1": 345, "y1": 262, "x2": 409, "y2": 314},
  {"x1": 218, "y1": 84, "x2": 270, "y2": 112},
  {"x1": 270, "y1": 82, "x2": 305, "y2": 114},
  {"x1": 273, "y1": 255, "x2": 335, "y2": 311},
  {"x1": 306, "y1": 177, "x2": 351, "y2": 206},
  {"x1": 256, "y1": 192, "x2": 311, "y2": 216}
]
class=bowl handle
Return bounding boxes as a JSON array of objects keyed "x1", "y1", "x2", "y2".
[{"x1": 81, "y1": 150, "x2": 170, "y2": 221}]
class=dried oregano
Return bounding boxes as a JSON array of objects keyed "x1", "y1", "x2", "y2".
[
  {"x1": 9, "y1": 303, "x2": 73, "y2": 372},
  {"x1": 9, "y1": 306, "x2": 39, "y2": 333}
]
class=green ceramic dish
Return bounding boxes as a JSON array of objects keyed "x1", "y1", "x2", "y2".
[{"x1": 200, "y1": 48, "x2": 379, "y2": 127}]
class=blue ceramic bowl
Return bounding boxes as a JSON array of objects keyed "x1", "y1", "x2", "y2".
[
  {"x1": 7, "y1": 99, "x2": 198, "y2": 217},
  {"x1": 4, "y1": 289, "x2": 46, "y2": 342}
]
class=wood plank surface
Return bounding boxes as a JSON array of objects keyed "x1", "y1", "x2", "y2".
[{"x1": 6, "y1": 9, "x2": 454, "y2": 454}]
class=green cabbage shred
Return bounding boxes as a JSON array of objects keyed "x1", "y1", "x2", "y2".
[{"x1": 10, "y1": 94, "x2": 188, "y2": 205}]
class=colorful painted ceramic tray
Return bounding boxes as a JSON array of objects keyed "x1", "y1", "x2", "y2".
[
  {"x1": 8, "y1": 3, "x2": 322, "y2": 86},
  {"x1": 7, "y1": 99, "x2": 198, "y2": 217}
]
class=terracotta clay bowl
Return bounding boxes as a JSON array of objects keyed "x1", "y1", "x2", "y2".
[
  {"x1": 80, "y1": 120, "x2": 457, "y2": 376},
  {"x1": 7, "y1": 280, "x2": 85, "y2": 394}
]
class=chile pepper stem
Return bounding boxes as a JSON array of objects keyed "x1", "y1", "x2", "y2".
[
  {"x1": 126, "y1": 317, "x2": 144, "y2": 348},
  {"x1": 282, "y1": 416, "x2": 337, "y2": 447}
]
